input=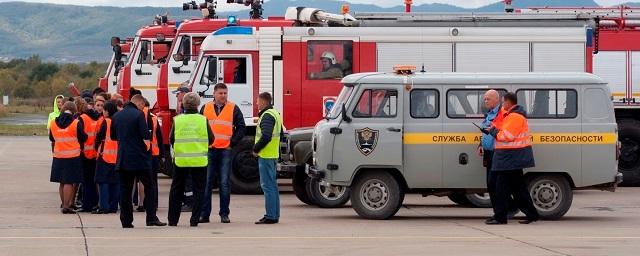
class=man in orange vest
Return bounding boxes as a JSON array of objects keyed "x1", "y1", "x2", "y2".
[
  {"x1": 483, "y1": 92, "x2": 540, "y2": 225},
  {"x1": 199, "y1": 83, "x2": 246, "y2": 224},
  {"x1": 78, "y1": 97, "x2": 103, "y2": 212}
]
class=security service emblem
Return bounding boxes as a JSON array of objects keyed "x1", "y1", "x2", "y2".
[{"x1": 355, "y1": 127, "x2": 379, "y2": 156}]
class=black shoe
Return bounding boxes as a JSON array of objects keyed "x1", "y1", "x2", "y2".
[
  {"x1": 122, "y1": 224, "x2": 134, "y2": 228},
  {"x1": 136, "y1": 206, "x2": 145, "y2": 212},
  {"x1": 168, "y1": 223, "x2": 178, "y2": 227},
  {"x1": 519, "y1": 219, "x2": 538, "y2": 224},
  {"x1": 70, "y1": 204, "x2": 80, "y2": 210},
  {"x1": 221, "y1": 216, "x2": 230, "y2": 224},
  {"x1": 485, "y1": 219, "x2": 507, "y2": 225},
  {"x1": 146, "y1": 220, "x2": 167, "y2": 227},
  {"x1": 255, "y1": 217, "x2": 278, "y2": 224},
  {"x1": 61, "y1": 208, "x2": 76, "y2": 214},
  {"x1": 198, "y1": 217, "x2": 210, "y2": 223},
  {"x1": 190, "y1": 222, "x2": 198, "y2": 227}
]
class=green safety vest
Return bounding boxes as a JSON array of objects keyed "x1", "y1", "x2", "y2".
[
  {"x1": 173, "y1": 114, "x2": 209, "y2": 167},
  {"x1": 255, "y1": 108, "x2": 282, "y2": 159}
]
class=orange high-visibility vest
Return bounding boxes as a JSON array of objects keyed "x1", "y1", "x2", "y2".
[
  {"x1": 142, "y1": 107, "x2": 152, "y2": 152},
  {"x1": 151, "y1": 115, "x2": 160, "y2": 156},
  {"x1": 80, "y1": 114, "x2": 103, "y2": 159},
  {"x1": 50, "y1": 119, "x2": 81, "y2": 159},
  {"x1": 202, "y1": 101, "x2": 235, "y2": 149},
  {"x1": 99, "y1": 118, "x2": 118, "y2": 164},
  {"x1": 495, "y1": 110, "x2": 532, "y2": 150}
]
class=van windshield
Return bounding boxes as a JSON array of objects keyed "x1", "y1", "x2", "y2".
[{"x1": 326, "y1": 86, "x2": 354, "y2": 119}]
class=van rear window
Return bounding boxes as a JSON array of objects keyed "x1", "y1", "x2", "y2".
[
  {"x1": 446, "y1": 89, "x2": 507, "y2": 118},
  {"x1": 516, "y1": 89, "x2": 578, "y2": 119}
]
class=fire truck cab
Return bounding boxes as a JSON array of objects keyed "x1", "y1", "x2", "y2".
[
  {"x1": 98, "y1": 38, "x2": 132, "y2": 93},
  {"x1": 117, "y1": 17, "x2": 176, "y2": 102}
]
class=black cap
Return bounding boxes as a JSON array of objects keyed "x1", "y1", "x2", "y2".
[{"x1": 172, "y1": 86, "x2": 190, "y2": 94}]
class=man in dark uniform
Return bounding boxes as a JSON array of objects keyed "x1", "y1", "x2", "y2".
[{"x1": 111, "y1": 95, "x2": 166, "y2": 228}]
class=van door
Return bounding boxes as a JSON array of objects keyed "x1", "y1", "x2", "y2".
[
  {"x1": 402, "y1": 87, "x2": 443, "y2": 188},
  {"x1": 330, "y1": 86, "x2": 403, "y2": 182},
  {"x1": 581, "y1": 86, "x2": 618, "y2": 186},
  {"x1": 442, "y1": 88, "x2": 507, "y2": 188}
]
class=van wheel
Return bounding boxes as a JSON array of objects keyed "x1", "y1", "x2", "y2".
[
  {"x1": 527, "y1": 175, "x2": 572, "y2": 220},
  {"x1": 292, "y1": 164, "x2": 314, "y2": 205},
  {"x1": 351, "y1": 171, "x2": 404, "y2": 220},
  {"x1": 230, "y1": 137, "x2": 261, "y2": 194},
  {"x1": 307, "y1": 178, "x2": 350, "y2": 208},
  {"x1": 618, "y1": 119, "x2": 640, "y2": 186},
  {"x1": 448, "y1": 192, "x2": 492, "y2": 208},
  {"x1": 464, "y1": 193, "x2": 492, "y2": 208}
]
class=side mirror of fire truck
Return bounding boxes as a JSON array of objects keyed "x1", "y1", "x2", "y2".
[
  {"x1": 207, "y1": 57, "x2": 217, "y2": 83},
  {"x1": 173, "y1": 53, "x2": 184, "y2": 62}
]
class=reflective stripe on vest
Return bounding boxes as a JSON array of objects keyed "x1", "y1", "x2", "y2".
[
  {"x1": 151, "y1": 115, "x2": 160, "y2": 156},
  {"x1": 80, "y1": 114, "x2": 102, "y2": 159},
  {"x1": 51, "y1": 119, "x2": 81, "y2": 159},
  {"x1": 99, "y1": 118, "x2": 118, "y2": 164},
  {"x1": 203, "y1": 102, "x2": 235, "y2": 149},
  {"x1": 495, "y1": 112, "x2": 532, "y2": 150},
  {"x1": 255, "y1": 108, "x2": 282, "y2": 159},
  {"x1": 173, "y1": 114, "x2": 209, "y2": 167}
]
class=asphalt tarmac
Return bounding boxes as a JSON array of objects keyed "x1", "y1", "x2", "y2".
[{"x1": 1, "y1": 136, "x2": 638, "y2": 256}]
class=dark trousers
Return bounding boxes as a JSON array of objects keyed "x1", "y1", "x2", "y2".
[
  {"x1": 98, "y1": 183, "x2": 120, "y2": 212},
  {"x1": 484, "y1": 150, "x2": 516, "y2": 216},
  {"x1": 119, "y1": 170, "x2": 158, "y2": 226},
  {"x1": 150, "y1": 158, "x2": 160, "y2": 211},
  {"x1": 493, "y1": 169, "x2": 540, "y2": 223},
  {"x1": 168, "y1": 166, "x2": 206, "y2": 225},
  {"x1": 81, "y1": 157, "x2": 98, "y2": 211}
]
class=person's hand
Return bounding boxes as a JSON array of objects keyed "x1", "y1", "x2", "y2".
[
  {"x1": 477, "y1": 147, "x2": 484, "y2": 157},
  {"x1": 480, "y1": 128, "x2": 490, "y2": 135}
]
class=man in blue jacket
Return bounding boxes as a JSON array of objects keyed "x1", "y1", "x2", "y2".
[{"x1": 111, "y1": 95, "x2": 166, "y2": 228}]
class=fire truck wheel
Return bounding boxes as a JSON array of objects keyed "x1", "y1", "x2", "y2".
[
  {"x1": 230, "y1": 137, "x2": 262, "y2": 194},
  {"x1": 306, "y1": 178, "x2": 350, "y2": 208},
  {"x1": 527, "y1": 174, "x2": 572, "y2": 220},
  {"x1": 293, "y1": 164, "x2": 315, "y2": 205},
  {"x1": 351, "y1": 170, "x2": 404, "y2": 220},
  {"x1": 618, "y1": 119, "x2": 640, "y2": 186}
]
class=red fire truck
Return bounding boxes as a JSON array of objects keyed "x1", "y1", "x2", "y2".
[{"x1": 184, "y1": 6, "x2": 599, "y2": 206}]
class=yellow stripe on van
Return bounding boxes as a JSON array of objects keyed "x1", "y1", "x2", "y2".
[{"x1": 404, "y1": 133, "x2": 617, "y2": 145}]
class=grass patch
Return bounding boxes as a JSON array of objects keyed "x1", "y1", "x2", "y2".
[
  {"x1": 0, "y1": 124, "x2": 47, "y2": 136},
  {"x1": 1, "y1": 104, "x2": 49, "y2": 115}
]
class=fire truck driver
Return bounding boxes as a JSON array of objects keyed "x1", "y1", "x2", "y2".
[{"x1": 309, "y1": 51, "x2": 344, "y2": 80}]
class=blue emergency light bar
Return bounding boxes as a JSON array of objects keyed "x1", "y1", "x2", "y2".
[{"x1": 212, "y1": 26, "x2": 253, "y2": 36}]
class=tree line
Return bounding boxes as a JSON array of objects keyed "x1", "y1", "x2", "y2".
[{"x1": 0, "y1": 56, "x2": 108, "y2": 99}]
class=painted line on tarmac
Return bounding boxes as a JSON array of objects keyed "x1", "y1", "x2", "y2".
[{"x1": 2, "y1": 236, "x2": 640, "y2": 240}]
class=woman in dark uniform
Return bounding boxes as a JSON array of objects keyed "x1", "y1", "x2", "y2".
[
  {"x1": 93, "y1": 101, "x2": 120, "y2": 214},
  {"x1": 50, "y1": 101, "x2": 87, "y2": 214}
]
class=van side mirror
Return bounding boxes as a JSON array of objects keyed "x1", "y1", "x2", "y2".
[{"x1": 341, "y1": 103, "x2": 351, "y2": 123}]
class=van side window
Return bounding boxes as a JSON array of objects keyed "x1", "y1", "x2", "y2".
[
  {"x1": 516, "y1": 89, "x2": 578, "y2": 118},
  {"x1": 353, "y1": 89, "x2": 397, "y2": 118},
  {"x1": 410, "y1": 90, "x2": 439, "y2": 118},
  {"x1": 307, "y1": 40, "x2": 353, "y2": 80},
  {"x1": 447, "y1": 89, "x2": 507, "y2": 118}
]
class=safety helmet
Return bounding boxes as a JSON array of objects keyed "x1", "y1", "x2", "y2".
[{"x1": 320, "y1": 51, "x2": 337, "y2": 65}]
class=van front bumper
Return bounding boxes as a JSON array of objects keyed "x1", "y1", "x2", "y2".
[{"x1": 307, "y1": 165, "x2": 326, "y2": 179}]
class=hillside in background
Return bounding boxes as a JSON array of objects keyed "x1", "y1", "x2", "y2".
[{"x1": 0, "y1": 0, "x2": 635, "y2": 62}]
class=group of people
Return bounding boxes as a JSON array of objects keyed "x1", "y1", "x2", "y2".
[
  {"x1": 479, "y1": 90, "x2": 540, "y2": 225},
  {"x1": 48, "y1": 83, "x2": 283, "y2": 228}
]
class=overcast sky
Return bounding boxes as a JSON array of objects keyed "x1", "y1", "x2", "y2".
[{"x1": 0, "y1": 0, "x2": 632, "y2": 11}]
